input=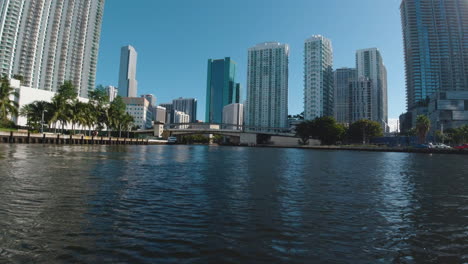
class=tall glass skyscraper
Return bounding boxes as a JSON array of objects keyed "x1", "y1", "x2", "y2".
[
  {"x1": 334, "y1": 68, "x2": 356, "y2": 124},
  {"x1": 356, "y1": 48, "x2": 388, "y2": 131},
  {"x1": 205, "y1": 57, "x2": 240, "y2": 124},
  {"x1": 118, "y1": 45, "x2": 138, "y2": 97},
  {"x1": 246, "y1": 42, "x2": 289, "y2": 130},
  {"x1": 0, "y1": 0, "x2": 105, "y2": 97},
  {"x1": 304, "y1": 35, "x2": 334, "y2": 121},
  {"x1": 401, "y1": 0, "x2": 468, "y2": 110}
]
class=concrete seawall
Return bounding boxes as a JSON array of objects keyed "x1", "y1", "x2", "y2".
[{"x1": 0, "y1": 131, "x2": 164, "y2": 145}]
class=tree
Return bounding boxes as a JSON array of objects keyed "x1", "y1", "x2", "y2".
[
  {"x1": 89, "y1": 85, "x2": 110, "y2": 132},
  {"x1": 415, "y1": 115, "x2": 430, "y2": 144},
  {"x1": 0, "y1": 76, "x2": 19, "y2": 127},
  {"x1": 19, "y1": 100, "x2": 49, "y2": 131},
  {"x1": 348, "y1": 119, "x2": 383, "y2": 144},
  {"x1": 107, "y1": 96, "x2": 126, "y2": 136},
  {"x1": 296, "y1": 116, "x2": 345, "y2": 145},
  {"x1": 295, "y1": 121, "x2": 313, "y2": 145},
  {"x1": 49, "y1": 81, "x2": 78, "y2": 133}
]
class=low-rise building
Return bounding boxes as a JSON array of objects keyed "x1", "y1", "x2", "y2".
[
  {"x1": 155, "y1": 106, "x2": 166, "y2": 123},
  {"x1": 122, "y1": 97, "x2": 153, "y2": 129},
  {"x1": 222, "y1": 103, "x2": 243, "y2": 130},
  {"x1": 428, "y1": 91, "x2": 468, "y2": 133}
]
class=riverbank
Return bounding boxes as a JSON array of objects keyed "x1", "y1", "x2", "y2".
[
  {"x1": 252, "y1": 144, "x2": 468, "y2": 155},
  {"x1": 0, "y1": 131, "x2": 166, "y2": 145}
]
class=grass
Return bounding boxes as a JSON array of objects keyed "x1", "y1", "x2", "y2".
[{"x1": 0, "y1": 127, "x2": 17, "y2": 132}]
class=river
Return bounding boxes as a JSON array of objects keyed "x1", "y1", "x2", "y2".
[{"x1": 0, "y1": 145, "x2": 467, "y2": 263}]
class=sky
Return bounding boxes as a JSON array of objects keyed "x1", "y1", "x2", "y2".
[{"x1": 96, "y1": 0, "x2": 405, "y2": 126}]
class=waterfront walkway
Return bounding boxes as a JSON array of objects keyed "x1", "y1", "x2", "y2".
[{"x1": 0, "y1": 131, "x2": 165, "y2": 145}]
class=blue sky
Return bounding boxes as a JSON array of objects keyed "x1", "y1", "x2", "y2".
[{"x1": 96, "y1": 0, "x2": 405, "y2": 123}]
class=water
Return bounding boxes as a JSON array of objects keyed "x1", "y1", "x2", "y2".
[{"x1": 0, "y1": 145, "x2": 467, "y2": 263}]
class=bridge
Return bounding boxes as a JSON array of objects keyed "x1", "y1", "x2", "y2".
[{"x1": 163, "y1": 123, "x2": 298, "y2": 145}]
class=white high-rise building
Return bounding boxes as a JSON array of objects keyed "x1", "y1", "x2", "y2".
[
  {"x1": 246, "y1": 42, "x2": 289, "y2": 130},
  {"x1": 105, "y1": 86, "x2": 118, "y2": 102},
  {"x1": 356, "y1": 48, "x2": 388, "y2": 131},
  {"x1": 223, "y1": 103, "x2": 243, "y2": 130},
  {"x1": 172, "y1": 97, "x2": 197, "y2": 123},
  {"x1": 0, "y1": 0, "x2": 105, "y2": 98},
  {"x1": 118, "y1": 45, "x2": 138, "y2": 97},
  {"x1": 304, "y1": 35, "x2": 334, "y2": 121}
]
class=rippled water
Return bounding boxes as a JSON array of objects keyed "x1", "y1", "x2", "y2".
[{"x1": 0, "y1": 145, "x2": 467, "y2": 263}]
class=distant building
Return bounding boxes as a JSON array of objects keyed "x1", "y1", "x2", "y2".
[
  {"x1": 160, "y1": 103, "x2": 173, "y2": 124},
  {"x1": 222, "y1": 103, "x2": 243, "y2": 130},
  {"x1": 0, "y1": 0, "x2": 105, "y2": 97},
  {"x1": 334, "y1": 68, "x2": 356, "y2": 124},
  {"x1": 122, "y1": 97, "x2": 152, "y2": 129},
  {"x1": 350, "y1": 77, "x2": 373, "y2": 123},
  {"x1": 304, "y1": 35, "x2": 334, "y2": 120},
  {"x1": 246, "y1": 42, "x2": 289, "y2": 130},
  {"x1": 356, "y1": 48, "x2": 388, "y2": 131},
  {"x1": 428, "y1": 91, "x2": 468, "y2": 133},
  {"x1": 105, "y1": 86, "x2": 118, "y2": 102},
  {"x1": 174, "y1": 110, "x2": 190, "y2": 126},
  {"x1": 155, "y1": 106, "x2": 166, "y2": 123},
  {"x1": 172, "y1": 97, "x2": 197, "y2": 123},
  {"x1": 141, "y1": 94, "x2": 156, "y2": 106},
  {"x1": 206, "y1": 57, "x2": 241, "y2": 123},
  {"x1": 118, "y1": 45, "x2": 138, "y2": 97}
]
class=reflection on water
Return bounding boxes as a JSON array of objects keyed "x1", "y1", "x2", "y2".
[{"x1": 0, "y1": 144, "x2": 467, "y2": 263}]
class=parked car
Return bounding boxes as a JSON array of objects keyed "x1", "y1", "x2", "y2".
[
  {"x1": 430, "y1": 143, "x2": 452, "y2": 149},
  {"x1": 167, "y1": 136, "x2": 177, "y2": 144},
  {"x1": 454, "y1": 144, "x2": 468, "y2": 150}
]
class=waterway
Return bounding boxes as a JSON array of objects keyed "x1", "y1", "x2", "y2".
[{"x1": 0, "y1": 145, "x2": 467, "y2": 263}]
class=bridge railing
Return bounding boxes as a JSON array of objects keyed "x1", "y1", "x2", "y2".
[{"x1": 164, "y1": 123, "x2": 293, "y2": 134}]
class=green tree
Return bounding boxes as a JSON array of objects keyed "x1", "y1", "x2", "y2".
[
  {"x1": 310, "y1": 116, "x2": 345, "y2": 145},
  {"x1": 415, "y1": 115, "x2": 431, "y2": 144},
  {"x1": 295, "y1": 120, "x2": 313, "y2": 145},
  {"x1": 348, "y1": 119, "x2": 383, "y2": 144},
  {"x1": 49, "y1": 81, "x2": 77, "y2": 133},
  {"x1": 19, "y1": 100, "x2": 49, "y2": 131},
  {"x1": 0, "y1": 76, "x2": 19, "y2": 127},
  {"x1": 107, "y1": 96, "x2": 126, "y2": 136}
]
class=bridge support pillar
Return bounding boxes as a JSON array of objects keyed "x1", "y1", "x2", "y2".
[{"x1": 240, "y1": 133, "x2": 257, "y2": 146}]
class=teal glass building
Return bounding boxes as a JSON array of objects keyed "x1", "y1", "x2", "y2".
[
  {"x1": 401, "y1": 0, "x2": 468, "y2": 110},
  {"x1": 205, "y1": 57, "x2": 240, "y2": 123}
]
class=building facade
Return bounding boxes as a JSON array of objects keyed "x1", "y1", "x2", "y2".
[
  {"x1": 246, "y1": 42, "x2": 289, "y2": 130},
  {"x1": 160, "y1": 103, "x2": 173, "y2": 124},
  {"x1": 173, "y1": 110, "x2": 190, "y2": 124},
  {"x1": 0, "y1": 0, "x2": 105, "y2": 97},
  {"x1": 122, "y1": 97, "x2": 152, "y2": 129},
  {"x1": 401, "y1": 0, "x2": 468, "y2": 111},
  {"x1": 105, "y1": 86, "x2": 118, "y2": 102},
  {"x1": 428, "y1": 91, "x2": 468, "y2": 133},
  {"x1": 304, "y1": 35, "x2": 334, "y2": 120},
  {"x1": 172, "y1": 97, "x2": 197, "y2": 123},
  {"x1": 205, "y1": 57, "x2": 241, "y2": 124},
  {"x1": 334, "y1": 68, "x2": 356, "y2": 124},
  {"x1": 118, "y1": 45, "x2": 138, "y2": 97},
  {"x1": 141, "y1": 94, "x2": 156, "y2": 107},
  {"x1": 222, "y1": 103, "x2": 243, "y2": 130},
  {"x1": 356, "y1": 48, "x2": 388, "y2": 131},
  {"x1": 350, "y1": 77, "x2": 373, "y2": 123},
  {"x1": 154, "y1": 106, "x2": 166, "y2": 123}
]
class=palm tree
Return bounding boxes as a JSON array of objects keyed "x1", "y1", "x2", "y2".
[
  {"x1": 416, "y1": 115, "x2": 431, "y2": 144},
  {"x1": 0, "y1": 76, "x2": 19, "y2": 126},
  {"x1": 120, "y1": 113, "x2": 134, "y2": 138},
  {"x1": 19, "y1": 100, "x2": 49, "y2": 130}
]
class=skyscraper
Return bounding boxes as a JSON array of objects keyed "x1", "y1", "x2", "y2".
[
  {"x1": 172, "y1": 97, "x2": 197, "y2": 123},
  {"x1": 334, "y1": 68, "x2": 356, "y2": 124},
  {"x1": 350, "y1": 77, "x2": 373, "y2": 123},
  {"x1": 118, "y1": 45, "x2": 138, "y2": 97},
  {"x1": 105, "y1": 86, "x2": 118, "y2": 102},
  {"x1": 141, "y1": 94, "x2": 156, "y2": 107},
  {"x1": 356, "y1": 48, "x2": 388, "y2": 131},
  {"x1": 246, "y1": 42, "x2": 289, "y2": 130},
  {"x1": 160, "y1": 103, "x2": 174, "y2": 124},
  {"x1": 0, "y1": 0, "x2": 105, "y2": 97},
  {"x1": 401, "y1": 0, "x2": 468, "y2": 111},
  {"x1": 304, "y1": 35, "x2": 334, "y2": 121},
  {"x1": 205, "y1": 57, "x2": 241, "y2": 124}
]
